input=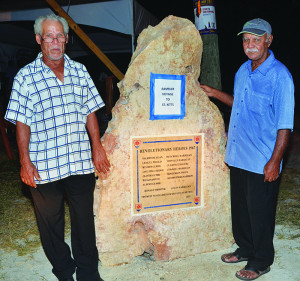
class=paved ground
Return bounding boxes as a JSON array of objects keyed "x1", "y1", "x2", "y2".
[
  {"x1": 1, "y1": 223, "x2": 300, "y2": 281},
  {"x1": 1, "y1": 121, "x2": 299, "y2": 281}
]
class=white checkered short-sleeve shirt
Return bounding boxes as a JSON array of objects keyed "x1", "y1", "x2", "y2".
[{"x1": 5, "y1": 53, "x2": 105, "y2": 184}]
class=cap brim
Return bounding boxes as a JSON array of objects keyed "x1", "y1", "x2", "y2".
[{"x1": 237, "y1": 28, "x2": 267, "y2": 36}]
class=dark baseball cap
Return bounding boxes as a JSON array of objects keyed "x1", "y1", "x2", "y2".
[{"x1": 237, "y1": 18, "x2": 272, "y2": 36}]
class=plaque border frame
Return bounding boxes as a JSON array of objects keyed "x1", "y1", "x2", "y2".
[{"x1": 131, "y1": 134, "x2": 204, "y2": 216}]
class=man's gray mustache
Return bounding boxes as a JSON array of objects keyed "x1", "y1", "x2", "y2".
[
  {"x1": 246, "y1": 48, "x2": 259, "y2": 53},
  {"x1": 50, "y1": 48, "x2": 62, "y2": 51}
]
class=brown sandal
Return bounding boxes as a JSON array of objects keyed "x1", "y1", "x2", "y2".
[
  {"x1": 221, "y1": 252, "x2": 248, "y2": 263},
  {"x1": 235, "y1": 266, "x2": 270, "y2": 280}
]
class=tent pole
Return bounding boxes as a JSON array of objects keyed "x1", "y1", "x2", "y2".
[
  {"x1": 45, "y1": 0, "x2": 124, "y2": 81},
  {"x1": 131, "y1": 0, "x2": 135, "y2": 54}
]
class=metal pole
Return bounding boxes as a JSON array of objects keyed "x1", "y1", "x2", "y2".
[{"x1": 193, "y1": 0, "x2": 222, "y2": 90}]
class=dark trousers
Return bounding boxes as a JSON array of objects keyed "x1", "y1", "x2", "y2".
[
  {"x1": 230, "y1": 167, "x2": 280, "y2": 270},
  {"x1": 30, "y1": 173, "x2": 100, "y2": 281}
]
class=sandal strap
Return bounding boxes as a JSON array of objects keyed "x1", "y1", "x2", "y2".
[
  {"x1": 233, "y1": 253, "x2": 244, "y2": 260},
  {"x1": 244, "y1": 266, "x2": 259, "y2": 274}
]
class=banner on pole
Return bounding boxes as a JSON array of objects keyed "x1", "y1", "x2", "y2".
[{"x1": 193, "y1": 0, "x2": 217, "y2": 35}]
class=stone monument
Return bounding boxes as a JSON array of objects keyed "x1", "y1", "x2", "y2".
[{"x1": 94, "y1": 15, "x2": 232, "y2": 266}]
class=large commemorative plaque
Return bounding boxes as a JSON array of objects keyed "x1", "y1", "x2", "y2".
[{"x1": 131, "y1": 135, "x2": 203, "y2": 215}]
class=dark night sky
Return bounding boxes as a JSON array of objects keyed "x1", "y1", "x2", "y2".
[{"x1": 139, "y1": 0, "x2": 300, "y2": 109}]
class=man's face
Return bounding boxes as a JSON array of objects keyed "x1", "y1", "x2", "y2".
[
  {"x1": 36, "y1": 20, "x2": 68, "y2": 61},
  {"x1": 242, "y1": 33, "x2": 272, "y2": 63}
]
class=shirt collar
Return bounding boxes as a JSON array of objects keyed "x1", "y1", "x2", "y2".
[
  {"x1": 247, "y1": 49, "x2": 275, "y2": 76},
  {"x1": 33, "y1": 52, "x2": 73, "y2": 72}
]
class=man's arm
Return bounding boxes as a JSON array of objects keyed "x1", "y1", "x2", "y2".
[
  {"x1": 264, "y1": 129, "x2": 291, "y2": 182},
  {"x1": 86, "y1": 112, "x2": 110, "y2": 174},
  {"x1": 16, "y1": 121, "x2": 41, "y2": 188},
  {"x1": 200, "y1": 85, "x2": 234, "y2": 107}
]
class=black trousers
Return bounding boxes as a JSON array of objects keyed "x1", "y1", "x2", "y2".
[
  {"x1": 30, "y1": 173, "x2": 100, "y2": 281},
  {"x1": 230, "y1": 167, "x2": 280, "y2": 270}
]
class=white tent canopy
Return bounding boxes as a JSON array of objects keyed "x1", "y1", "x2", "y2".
[{"x1": 0, "y1": 0, "x2": 159, "y2": 70}]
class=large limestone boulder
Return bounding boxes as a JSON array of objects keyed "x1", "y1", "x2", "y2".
[{"x1": 94, "y1": 15, "x2": 232, "y2": 266}]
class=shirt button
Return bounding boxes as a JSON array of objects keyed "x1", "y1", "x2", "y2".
[{"x1": 241, "y1": 100, "x2": 243, "y2": 103}]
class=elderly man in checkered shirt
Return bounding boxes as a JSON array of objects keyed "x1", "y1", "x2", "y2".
[{"x1": 5, "y1": 14, "x2": 110, "y2": 281}]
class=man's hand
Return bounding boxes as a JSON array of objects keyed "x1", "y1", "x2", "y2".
[
  {"x1": 263, "y1": 129, "x2": 291, "y2": 182},
  {"x1": 263, "y1": 159, "x2": 280, "y2": 182},
  {"x1": 200, "y1": 84, "x2": 216, "y2": 98},
  {"x1": 16, "y1": 121, "x2": 41, "y2": 188},
  {"x1": 86, "y1": 112, "x2": 111, "y2": 174},
  {"x1": 92, "y1": 145, "x2": 111, "y2": 174},
  {"x1": 20, "y1": 159, "x2": 41, "y2": 188},
  {"x1": 199, "y1": 84, "x2": 234, "y2": 107}
]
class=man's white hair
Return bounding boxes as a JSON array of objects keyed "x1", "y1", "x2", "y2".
[{"x1": 34, "y1": 14, "x2": 69, "y2": 35}]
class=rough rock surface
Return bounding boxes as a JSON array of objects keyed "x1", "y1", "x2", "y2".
[{"x1": 94, "y1": 15, "x2": 232, "y2": 266}]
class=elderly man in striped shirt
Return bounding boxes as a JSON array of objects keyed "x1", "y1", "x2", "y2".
[{"x1": 5, "y1": 14, "x2": 110, "y2": 281}]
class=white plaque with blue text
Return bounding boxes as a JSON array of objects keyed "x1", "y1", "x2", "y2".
[{"x1": 150, "y1": 73, "x2": 186, "y2": 120}]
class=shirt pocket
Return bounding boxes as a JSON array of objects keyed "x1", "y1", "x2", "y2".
[
  {"x1": 72, "y1": 84, "x2": 89, "y2": 122},
  {"x1": 247, "y1": 92, "x2": 271, "y2": 116},
  {"x1": 73, "y1": 84, "x2": 88, "y2": 106}
]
